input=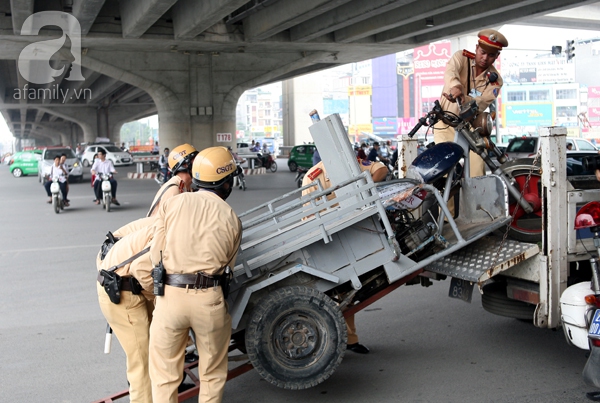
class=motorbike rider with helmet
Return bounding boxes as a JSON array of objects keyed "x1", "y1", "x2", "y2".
[
  {"x1": 148, "y1": 146, "x2": 242, "y2": 403},
  {"x1": 147, "y1": 144, "x2": 199, "y2": 217}
]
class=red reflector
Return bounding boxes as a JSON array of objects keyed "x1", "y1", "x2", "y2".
[
  {"x1": 507, "y1": 287, "x2": 539, "y2": 305},
  {"x1": 575, "y1": 201, "x2": 600, "y2": 230},
  {"x1": 591, "y1": 338, "x2": 600, "y2": 348}
]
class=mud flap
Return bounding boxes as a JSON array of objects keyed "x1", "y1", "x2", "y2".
[{"x1": 583, "y1": 346, "x2": 600, "y2": 389}]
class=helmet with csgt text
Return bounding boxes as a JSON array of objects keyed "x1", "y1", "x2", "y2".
[
  {"x1": 192, "y1": 146, "x2": 238, "y2": 189},
  {"x1": 168, "y1": 144, "x2": 198, "y2": 173}
]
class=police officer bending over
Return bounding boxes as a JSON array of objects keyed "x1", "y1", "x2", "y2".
[
  {"x1": 96, "y1": 218, "x2": 156, "y2": 402},
  {"x1": 149, "y1": 146, "x2": 242, "y2": 403},
  {"x1": 434, "y1": 29, "x2": 508, "y2": 178}
]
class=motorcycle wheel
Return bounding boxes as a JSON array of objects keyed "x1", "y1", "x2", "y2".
[
  {"x1": 500, "y1": 159, "x2": 542, "y2": 243},
  {"x1": 53, "y1": 196, "x2": 60, "y2": 214},
  {"x1": 104, "y1": 193, "x2": 111, "y2": 213},
  {"x1": 269, "y1": 161, "x2": 277, "y2": 173}
]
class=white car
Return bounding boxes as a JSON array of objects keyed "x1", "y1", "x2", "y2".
[
  {"x1": 38, "y1": 147, "x2": 84, "y2": 183},
  {"x1": 81, "y1": 144, "x2": 132, "y2": 167}
]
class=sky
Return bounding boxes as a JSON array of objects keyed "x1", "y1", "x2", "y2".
[{"x1": 1, "y1": 23, "x2": 598, "y2": 148}]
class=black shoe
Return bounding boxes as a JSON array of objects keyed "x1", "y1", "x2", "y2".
[
  {"x1": 587, "y1": 391, "x2": 600, "y2": 401},
  {"x1": 111, "y1": 198, "x2": 120, "y2": 206},
  {"x1": 347, "y1": 343, "x2": 370, "y2": 354},
  {"x1": 185, "y1": 352, "x2": 199, "y2": 363}
]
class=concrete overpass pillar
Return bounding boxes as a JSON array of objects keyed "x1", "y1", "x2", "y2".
[
  {"x1": 80, "y1": 50, "x2": 338, "y2": 151},
  {"x1": 60, "y1": 132, "x2": 70, "y2": 146},
  {"x1": 38, "y1": 107, "x2": 99, "y2": 144},
  {"x1": 97, "y1": 107, "x2": 109, "y2": 140},
  {"x1": 81, "y1": 52, "x2": 254, "y2": 151}
]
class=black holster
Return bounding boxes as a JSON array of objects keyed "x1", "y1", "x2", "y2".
[
  {"x1": 220, "y1": 266, "x2": 232, "y2": 299},
  {"x1": 100, "y1": 231, "x2": 120, "y2": 261},
  {"x1": 129, "y1": 277, "x2": 142, "y2": 295},
  {"x1": 101, "y1": 269, "x2": 122, "y2": 304}
]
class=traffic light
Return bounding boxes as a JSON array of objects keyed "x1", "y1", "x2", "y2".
[{"x1": 566, "y1": 40, "x2": 576, "y2": 61}]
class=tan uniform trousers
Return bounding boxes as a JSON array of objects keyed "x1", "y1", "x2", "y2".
[
  {"x1": 149, "y1": 285, "x2": 231, "y2": 403},
  {"x1": 434, "y1": 122, "x2": 486, "y2": 216},
  {"x1": 433, "y1": 122, "x2": 485, "y2": 178},
  {"x1": 97, "y1": 282, "x2": 154, "y2": 403},
  {"x1": 346, "y1": 314, "x2": 359, "y2": 345}
]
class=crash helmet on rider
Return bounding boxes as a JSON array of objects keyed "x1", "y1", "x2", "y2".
[
  {"x1": 191, "y1": 146, "x2": 240, "y2": 200},
  {"x1": 168, "y1": 144, "x2": 198, "y2": 174}
]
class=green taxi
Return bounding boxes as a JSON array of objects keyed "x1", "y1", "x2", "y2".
[
  {"x1": 9, "y1": 150, "x2": 42, "y2": 177},
  {"x1": 287, "y1": 144, "x2": 316, "y2": 172}
]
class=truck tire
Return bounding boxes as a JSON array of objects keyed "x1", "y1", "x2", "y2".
[
  {"x1": 245, "y1": 285, "x2": 347, "y2": 390},
  {"x1": 481, "y1": 283, "x2": 536, "y2": 320}
]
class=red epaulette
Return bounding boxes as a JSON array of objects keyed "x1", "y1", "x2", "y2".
[{"x1": 462, "y1": 49, "x2": 475, "y2": 59}]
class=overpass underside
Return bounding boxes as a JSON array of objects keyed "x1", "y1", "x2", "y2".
[{"x1": 0, "y1": 0, "x2": 597, "y2": 150}]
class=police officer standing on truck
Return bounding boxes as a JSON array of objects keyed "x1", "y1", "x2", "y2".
[
  {"x1": 434, "y1": 29, "x2": 508, "y2": 178},
  {"x1": 147, "y1": 144, "x2": 198, "y2": 217},
  {"x1": 148, "y1": 146, "x2": 242, "y2": 403}
]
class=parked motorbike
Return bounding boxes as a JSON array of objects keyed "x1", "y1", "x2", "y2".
[
  {"x1": 99, "y1": 173, "x2": 113, "y2": 212},
  {"x1": 396, "y1": 99, "x2": 542, "y2": 243},
  {"x1": 50, "y1": 177, "x2": 64, "y2": 214},
  {"x1": 295, "y1": 166, "x2": 308, "y2": 188},
  {"x1": 154, "y1": 168, "x2": 172, "y2": 185},
  {"x1": 237, "y1": 168, "x2": 247, "y2": 191},
  {"x1": 559, "y1": 201, "x2": 600, "y2": 400},
  {"x1": 256, "y1": 152, "x2": 278, "y2": 172}
]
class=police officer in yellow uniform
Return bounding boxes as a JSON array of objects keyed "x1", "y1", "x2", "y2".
[
  {"x1": 434, "y1": 29, "x2": 508, "y2": 178},
  {"x1": 302, "y1": 158, "x2": 388, "y2": 354},
  {"x1": 149, "y1": 146, "x2": 242, "y2": 403},
  {"x1": 113, "y1": 216, "x2": 156, "y2": 238},
  {"x1": 96, "y1": 220, "x2": 156, "y2": 402},
  {"x1": 147, "y1": 144, "x2": 199, "y2": 217}
]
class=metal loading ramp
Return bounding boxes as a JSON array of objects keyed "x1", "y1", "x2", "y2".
[{"x1": 424, "y1": 235, "x2": 540, "y2": 284}]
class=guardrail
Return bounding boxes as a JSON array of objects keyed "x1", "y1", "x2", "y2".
[{"x1": 131, "y1": 155, "x2": 159, "y2": 174}]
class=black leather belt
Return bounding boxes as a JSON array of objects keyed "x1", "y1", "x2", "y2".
[
  {"x1": 166, "y1": 272, "x2": 221, "y2": 289},
  {"x1": 97, "y1": 272, "x2": 136, "y2": 292}
]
